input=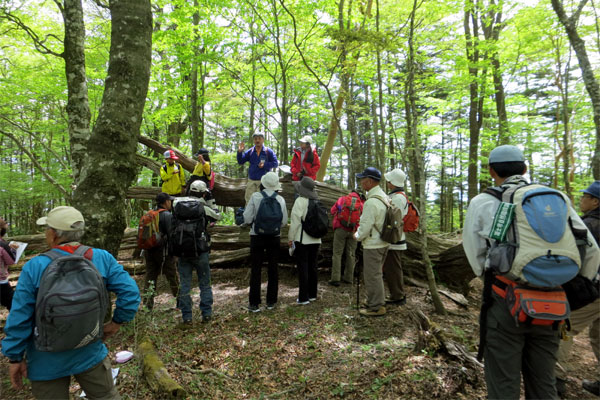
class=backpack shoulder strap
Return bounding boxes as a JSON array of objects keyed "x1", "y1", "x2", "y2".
[
  {"x1": 372, "y1": 195, "x2": 389, "y2": 208},
  {"x1": 483, "y1": 187, "x2": 504, "y2": 201},
  {"x1": 41, "y1": 249, "x2": 63, "y2": 262},
  {"x1": 73, "y1": 245, "x2": 90, "y2": 257}
]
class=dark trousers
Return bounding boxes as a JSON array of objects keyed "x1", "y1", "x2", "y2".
[
  {"x1": 249, "y1": 235, "x2": 280, "y2": 306},
  {"x1": 143, "y1": 246, "x2": 179, "y2": 309},
  {"x1": 0, "y1": 282, "x2": 14, "y2": 310},
  {"x1": 484, "y1": 293, "x2": 560, "y2": 399},
  {"x1": 296, "y1": 243, "x2": 319, "y2": 302}
]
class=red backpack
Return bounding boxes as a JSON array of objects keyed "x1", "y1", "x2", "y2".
[
  {"x1": 339, "y1": 195, "x2": 362, "y2": 230},
  {"x1": 137, "y1": 209, "x2": 165, "y2": 249},
  {"x1": 398, "y1": 192, "x2": 420, "y2": 232}
]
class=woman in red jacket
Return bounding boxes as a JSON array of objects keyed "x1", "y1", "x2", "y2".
[{"x1": 291, "y1": 136, "x2": 320, "y2": 181}]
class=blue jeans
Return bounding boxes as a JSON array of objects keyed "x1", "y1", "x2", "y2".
[{"x1": 178, "y1": 253, "x2": 212, "y2": 321}]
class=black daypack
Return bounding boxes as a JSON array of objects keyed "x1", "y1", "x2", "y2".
[
  {"x1": 254, "y1": 192, "x2": 283, "y2": 235},
  {"x1": 170, "y1": 199, "x2": 209, "y2": 257},
  {"x1": 34, "y1": 246, "x2": 109, "y2": 352},
  {"x1": 302, "y1": 199, "x2": 329, "y2": 238}
]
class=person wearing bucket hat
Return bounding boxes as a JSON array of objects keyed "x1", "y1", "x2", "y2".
[
  {"x1": 463, "y1": 145, "x2": 600, "y2": 399},
  {"x1": 555, "y1": 180, "x2": 600, "y2": 397},
  {"x1": 237, "y1": 132, "x2": 279, "y2": 204},
  {"x1": 289, "y1": 177, "x2": 323, "y2": 305},
  {"x1": 160, "y1": 149, "x2": 185, "y2": 196},
  {"x1": 2, "y1": 206, "x2": 140, "y2": 398},
  {"x1": 290, "y1": 135, "x2": 320, "y2": 182},
  {"x1": 241, "y1": 172, "x2": 287, "y2": 312},
  {"x1": 142, "y1": 193, "x2": 180, "y2": 311},
  {"x1": 353, "y1": 167, "x2": 389, "y2": 317},
  {"x1": 382, "y1": 168, "x2": 408, "y2": 306}
]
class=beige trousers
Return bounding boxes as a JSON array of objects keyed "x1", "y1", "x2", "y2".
[
  {"x1": 330, "y1": 228, "x2": 357, "y2": 283},
  {"x1": 362, "y1": 247, "x2": 388, "y2": 310}
]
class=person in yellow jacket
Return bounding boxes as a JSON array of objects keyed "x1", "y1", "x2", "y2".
[{"x1": 160, "y1": 150, "x2": 185, "y2": 196}]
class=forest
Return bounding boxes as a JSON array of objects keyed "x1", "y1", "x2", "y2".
[{"x1": 0, "y1": 0, "x2": 599, "y2": 399}]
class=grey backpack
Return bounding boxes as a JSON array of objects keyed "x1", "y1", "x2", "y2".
[{"x1": 34, "y1": 246, "x2": 109, "y2": 352}]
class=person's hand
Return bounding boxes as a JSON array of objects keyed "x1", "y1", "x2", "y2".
[
  {"x1": 296, "y1": 172, "x2": 302, "y2": 177},
  {"x1": 9, "y1": 360, "x2": 27, "y2": 390},
  {"x1": 288, "y1": 241, "x2": 293, "y2": 248},
  {"x1": 238, "y1": 142, "x2": 245, "y2": 152},
  {"x1": 198, "y1": 154, "x2": 205, "y2": 163},
  {"x1": 259, "y1": 161, "x2": 265, "y2": 168},
  {"x1": 103, "y1": 321, "x2": 121, "y2": 340},
  {"x1": 9, "y1": 242, "x2": 19, "y2": 249}
]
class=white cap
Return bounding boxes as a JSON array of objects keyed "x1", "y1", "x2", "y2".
[
  {"x1": 384, "y1": 169, "x2": 406, "y2": 188},
  {"x1": 299, "y1": 135, "x2": 312, "y2": 144},
  {"x1": 190, "y1": 180, "x2": 208, "y2": 193},
  {"x1": 36, "y1": 206, "x2": 85, "y2": 231},
  {"x1": 261, "y1": 172, "x2": 281, "y2": 191}
]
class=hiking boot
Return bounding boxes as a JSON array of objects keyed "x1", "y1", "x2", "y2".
[
  {"x1": 328, "y1": 280, "x2": 340, "y2": 287},
  {"x1": 386, "y1": 296, "x2": 407, "y2": 305},
  {"x1": 359, "y1": 306, "x2": 386, "y2": 317},
  {"x1": 582, "y1": 379, "x2": 600, "y2": 396},
  {"x1": 309, "y1": 297, "x2": 317, "y2": 302},
  {"x1": 556, "y1": 377, "x2": 567, "y2": 399},
  {"x1": 201, "y1": 315, "x2": 212, "y2": 323},
  {"x1": 247, "y1": 305, "x2": 261, "y2": 313},
  {"x1": 266, "y1": 303, "x2": 276, "y2": 310},
  {"x1": 296, "y1": 299, "x2": 310, "y2": 305}
]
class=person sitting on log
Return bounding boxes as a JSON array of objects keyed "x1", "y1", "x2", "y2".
[
  {"x1": 185, "y1": 148, "x2": 216, "y2": 208},
  {"x1": 237, "y1": 132, "x2": 278, "y2": 204}
]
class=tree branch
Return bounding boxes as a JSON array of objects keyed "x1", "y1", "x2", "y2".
[{"x1": 0, "y1": 10, "x2": 64, "y2": 58}]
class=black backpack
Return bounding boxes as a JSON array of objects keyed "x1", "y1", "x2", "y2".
[
  {"x1": 254, "y1": 192, "x2": 283, "y2": 235},
  {"x1": 34, "y1": 246, "x2": 109, "y2": 352},
  {"x1": 302, "y1": 199, "x2": 329, "y2": 238},
  {"x1": 170, "y1": 199, "x2": 209, "y2": 257}
]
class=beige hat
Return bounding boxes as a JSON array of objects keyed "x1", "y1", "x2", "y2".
[
  {"x1": 261, "y1": 172, "x2": 282, "y2": 191},
  {"x1": 299, "y1": 135, "x2": 312, "y2": 144},
  {"x1": 36, "y1": 206, "x2": 85, "y2": 231},
  {"x1": 384, "y1": 168, "x2": 406, "y2": 188},
  {"x1": 190, "y1": 180, "x2": 208, "y2": 193}
]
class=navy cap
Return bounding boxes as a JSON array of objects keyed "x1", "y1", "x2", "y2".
[
  {"x1": 193, "y1": 148, "x2": 209, "y2": 157},
  {"x1": 155, "y1": 192, "x2": 174, "y2": 204},
  {"x1": 356, "y1": 167, "x2": 382, "y2": 181},
  {"x1": 489, "y1": 145, "x2": 525, "y2": 163},
  {"x1": 581, "y1": 181, "x2": 600, "y2": 199}
]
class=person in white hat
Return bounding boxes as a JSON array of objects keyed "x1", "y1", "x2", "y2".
[
  {"x1": 160, "y1": 149, "x2": 186, "y2": 196},
  {"x1": 382, "y1": 168, "x2": 409, "y2": 306},
  {"x1": 242, "y1": 172, "x2": 288, "y2": 312},
  {"x1": 237, "y1": 132, "x2": 279, "y2": 204},
  {"x1": 291, "y1": 135, "x2": 320, "y2": 182},
  {"x1": 2, "y1": 206, "x2": 140, "y2": 398}
]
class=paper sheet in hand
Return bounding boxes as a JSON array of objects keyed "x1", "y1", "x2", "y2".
[{"x1": 8, "y1": 241, "x2": 27, "y2": 264}]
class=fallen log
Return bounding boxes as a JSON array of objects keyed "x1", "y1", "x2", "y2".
[{"x1": 138, "y1": 337, "x2": 186, "y2": 399}]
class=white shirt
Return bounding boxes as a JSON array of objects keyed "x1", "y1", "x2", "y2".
[
  {"x1": 354, "y1": 185, "x2": 390, "y2": 249},
  {"x1": 289, "y1": 196, "x2": 322, "y2": 245},
  {"x1": 243, "y1": 189, "x2": 288, "y2": 236}
]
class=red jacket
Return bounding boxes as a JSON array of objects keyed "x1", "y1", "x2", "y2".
[
  {"x1": 331, "y1": 192, "x2": 363, "y2": 232},
  {"x1": 291, "y1": 147, "x2": 320, "y2": 181}
]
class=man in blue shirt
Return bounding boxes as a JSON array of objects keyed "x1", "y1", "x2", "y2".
[
  {"x1": 2, "y1": 206, "x2": 140, "y2": 399},
  {"x1": 237, "y1": 132, "x2": 278, "y2": 204}
]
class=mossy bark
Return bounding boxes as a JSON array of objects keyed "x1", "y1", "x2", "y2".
[{"x1": 138, "y1": 338, "x2": 186, "y2": 399}]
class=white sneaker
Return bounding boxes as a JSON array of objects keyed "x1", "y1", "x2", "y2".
[
  {"x1": 296, "y1": 299, "x2": 310, "y2": 305},
  {"x1": 308, "y1": 297, "x2": 317, "y2": 302}
]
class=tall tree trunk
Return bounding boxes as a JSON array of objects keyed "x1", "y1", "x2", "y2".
[
  {"x1": 551, "y1": 0, "x2": 600, "y2": 179},
  {"x1": 73, "y1": 0, "x2": 152, "y2": 255},
  {"x1": 62, "y1": 0, "x2": 91, "y2": 186},
  {"x1": 405, "y1": 0, "x2": 446, "y2": 315},
  {"x1": 465, "y1": 0, "x2": 486, "y2": 201},
  {"x1": 189, "y1": 0, "x2": 200, "y2": 154}
]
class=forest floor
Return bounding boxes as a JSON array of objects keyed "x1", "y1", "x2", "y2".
[{"x1": 0, "y1": 258, "x2": 598, "y2": 400}]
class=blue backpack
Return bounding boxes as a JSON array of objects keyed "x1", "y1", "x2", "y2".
[{"x1": 254, "y1": 192, "x2": 283, "y2": 235}]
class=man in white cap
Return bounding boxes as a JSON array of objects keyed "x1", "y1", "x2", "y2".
[
  {"x1": 172, "y1": 180, "x2": 221, "y2": 324},
  {"x1": 463, "y1": 145, "x2": 600, "y2": 399},
  {"x1": 243, "y1": 172, "x2": 287, "y2": 312},
  {"x1": 382, "y1": 168, "x2": 409, "y2": 305},
  {"x1": 161, "y1": 149, "x2": 185, "y2": 196},
  {"x1": 237, "y1": 132, "x2": 279, "y2": 204},
  {"x1": 291, "y1": 135, "x2": 320, "y2": 182},
  {"x1": 2, "y1": 206, "x2": 140, "y2": 399}
]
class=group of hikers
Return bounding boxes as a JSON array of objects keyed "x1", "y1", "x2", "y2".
[{"x1": 0, "y1": 135, "x2": 598, "y2": 400}]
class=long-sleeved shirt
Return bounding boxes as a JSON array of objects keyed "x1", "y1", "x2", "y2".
[
  {"x1": 0, "y1": 238, "x2": 16, "y2": 282},
  {"x1": 291, "y1": 147, "x2": 320, "y2": 181},
  {"x1": 2, "y1": 244, "x2": 140, "y2": 380},
  {"x1": 160, "y1": 163, "x2": 186, "y2": 195},
  {"x1": 463, "y1": 177, "x2": 600, "y2": 278},
  {"x1": 237, "y1": 146, "x2": 278, "y2": 180},
  {"x1": 289, "y1": 196, "x2": 322, "y2": 245},
  {"x1": 243, "y1": 189, "x2": 288, "y2": 236},
  {"x1": 354, "y1": 185, "x2": 390, "y2": 249}
]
